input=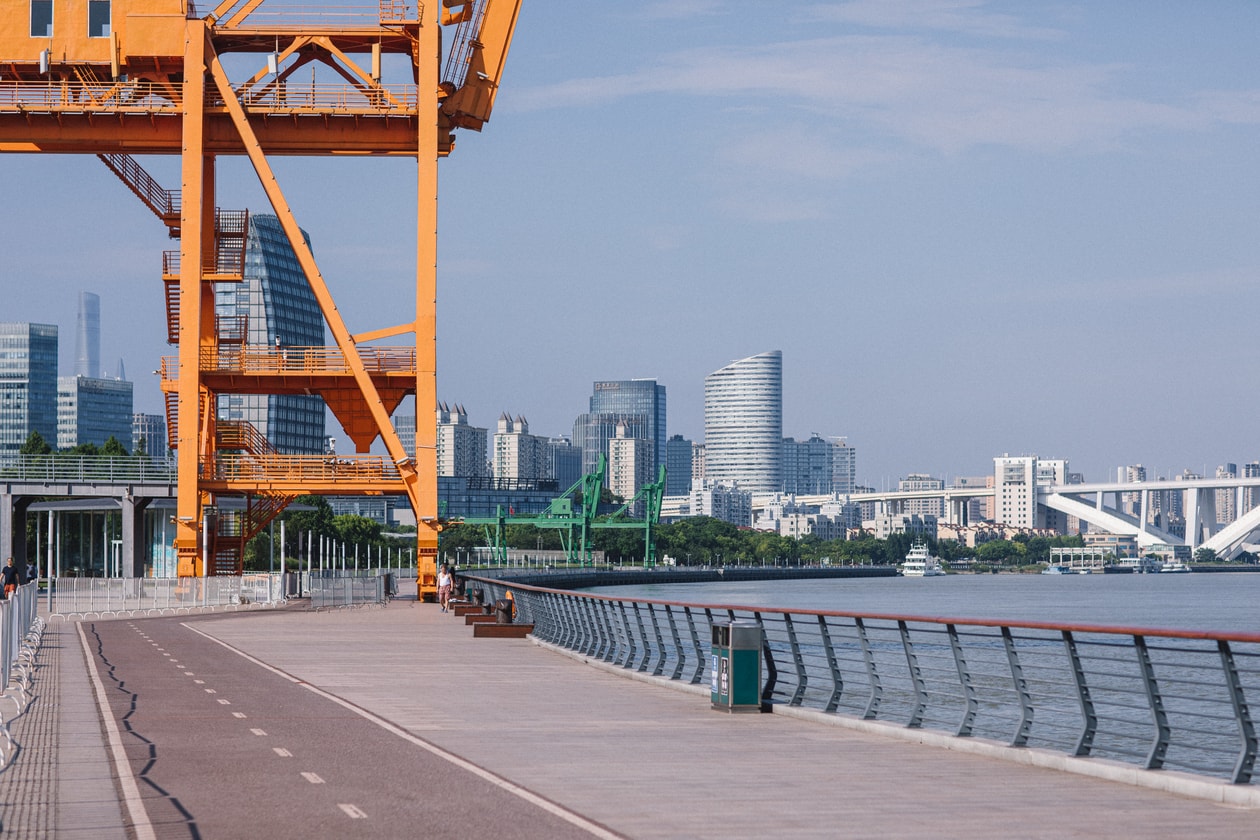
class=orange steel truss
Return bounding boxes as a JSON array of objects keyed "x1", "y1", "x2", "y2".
[{"x1": 0, "y1": 0, "x2": 520, "y2": 596}]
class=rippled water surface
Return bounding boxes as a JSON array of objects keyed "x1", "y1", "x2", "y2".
[{"x1": 593, "y1": 571, "x2": 1260, "y2": 632}]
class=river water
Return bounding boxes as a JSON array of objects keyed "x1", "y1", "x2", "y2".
[{"x1": 594, "y1": 571, "x2": 1260, "y2": 633}]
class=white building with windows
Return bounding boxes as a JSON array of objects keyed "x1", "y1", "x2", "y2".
[
  {"x1": 435, "y1": 402, "x2": 488, "y2": 478},
  {"x1": 492, "y1": 414, "x2": 549, "y2": 481},
  {"x1": 703, "y1": 350, "x2": 782, "y2": 494}
]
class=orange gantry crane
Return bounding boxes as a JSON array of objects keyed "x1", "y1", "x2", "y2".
[{"x1": 0, "y1": 0, "x2": 520, "y2": 597}]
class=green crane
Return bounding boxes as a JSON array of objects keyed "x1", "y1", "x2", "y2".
[{"x1": 593, "y1": 465, "x2": 667, "y2": 566}]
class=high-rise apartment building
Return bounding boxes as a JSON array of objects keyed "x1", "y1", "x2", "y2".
[
  {"x1": 0, "y1": 323, "x2": 58, "y2": 454},
  {"x1": 665, "y1": 434, "x2": 693, "y2": 495},
  {"x1": 1216, "y1": 463, "x2": 1238, "y2": 526},
  {"x1": 75, "y1": 291, "x2": 100, "y2": 378},
  {"x1": 832, "y1": 438, "x2": 857, "y2": 496},
  {"x1": 132, "y1": 413, "x2": 169, "y2": 460},
  {"x1": 1118, "y1": 464, "x2": 1147, "y2": 519},
  {"x1": 435, "y1": 402, "x2": 488, "y2": 478},
  {"x1": 995, "y1": 455, "x2": 1069, "y2": 530},
  {"x1": 782, "y1": 434, "x2": 833, "y2": 494},
  {"x1": 215, "y1": 214, "x2": 325, "y2": 454},
  {"x1": 58, "y1": 375, "x2": 133, "y2": 450},
  {"x1": 493, "y1": 414, "x2": 549, "y2": 481},
  {"x1": 897, "y1": 473, "x2": 945, "y2": 518},
  {"x1": 573, "y1": 412, "x2": 652, "y2": 479},
  {"x1": 703, "y1": 350, "x2": 782, "y2": 494},
  {"x1": 691, "y1": 442, "x2": 706, "y2": 489},
  {"x1": 608, "y1": 421, "x2": 655, "y2": 511}
]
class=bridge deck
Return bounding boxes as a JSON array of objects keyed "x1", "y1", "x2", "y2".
[{"x1": 9, "y1": 601, "x2": 1257, "y2": 839}]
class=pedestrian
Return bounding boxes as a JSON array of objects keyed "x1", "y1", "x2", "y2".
[
  {"x1": 437, "y1": 563, "x2": 453, "y2": 612},
  {"x1": 24, "y1": 560, "x2": 35, "y2": 584},
  {"x1": 1, "y1": 558, "x2": 20, "y2": 599}
]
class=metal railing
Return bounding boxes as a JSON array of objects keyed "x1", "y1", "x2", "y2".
[
  {"x1": 0, "y1": 80, "x2": 180, "y2": 112},
  {"x1": 47, "y1": 575, "x2": 283, "y2": 618},
  {"x1": 466, "y1": 575, "x2": 1260, "y2": 786},
  {"x1": 309, "y1": 571, "x2": 389, "y2": 609},
  {"x1": 209, "y1": 453, "x2": 402, "y2": 484},
  {"x1": 209, "y1": 83, "x2": 417, "y2": 115},
  {"x1": 0, "y1": 455, "x2": 175, "y2": 485},
  {"x1": 0, "y1": 582, "x2": 46, "y2": 772}
]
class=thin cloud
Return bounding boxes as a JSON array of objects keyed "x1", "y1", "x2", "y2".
[
  {"x1": 512, "y1": 35, "x2": 1256, "y2": 157},
  {"x1": 800, "y1": 0, "x2": 1066, "y2": 41}
]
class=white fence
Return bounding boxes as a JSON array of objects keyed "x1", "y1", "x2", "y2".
[{"x1": 47, "y1": 574, "x2": 283, "y2": 618}]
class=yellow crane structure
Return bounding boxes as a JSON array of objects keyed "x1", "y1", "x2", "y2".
[{"x1": 0, "y1": 0, "x2": 520, "y2": 598}]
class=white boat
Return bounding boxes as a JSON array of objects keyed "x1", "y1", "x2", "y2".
[
  {"x1": 900, "y1": 542, "x2": 945, "y2": 577},
  {"x1": 1158, "y1": 559, "x2": 1192, "y2": 573},
  {"x1": 1041, "y1": 564, "x2": 1069, "y2": 575}
]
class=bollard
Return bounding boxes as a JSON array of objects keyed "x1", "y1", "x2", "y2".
[{"x1": 494, "y1": 599, "x2": 514, "y2": 624}]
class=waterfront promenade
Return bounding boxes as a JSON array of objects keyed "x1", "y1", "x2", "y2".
[{"x1": 4, "y1": 597, "x2": 1258, "y2": 839}]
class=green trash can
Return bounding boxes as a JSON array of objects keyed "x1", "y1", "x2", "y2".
[{"x1": 711, "y1": 620, "x2": 764, "y2": 713}]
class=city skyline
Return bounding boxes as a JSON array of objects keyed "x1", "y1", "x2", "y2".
[{"x1": 3, "y1": 3, "x2": 1258, "y2": 482}]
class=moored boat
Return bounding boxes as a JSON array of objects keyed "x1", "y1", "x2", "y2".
[{"x1": 900, "y1": 542, "x2": 945, "y2": 577}]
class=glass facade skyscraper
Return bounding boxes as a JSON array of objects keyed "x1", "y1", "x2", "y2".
[
  {"x1": 584, "y1": 379, "x2": 666, "y2": 473},
  {"x1": 58, "y1": 375, "x2": 133, "y2": 450},
  {"x1": 0, "y1": 323, "x2": 58, "y2": 454},
  {"x1": 703, "y1": 350, "x2": 782, "y2": 494},
  {"x1": 216, "y1": 214, "x2": 326, "y2": 454}
]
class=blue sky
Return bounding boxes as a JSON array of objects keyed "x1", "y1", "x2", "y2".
[{"x1": 3, "y1": 1, "x2": 1259, "y2": 487}]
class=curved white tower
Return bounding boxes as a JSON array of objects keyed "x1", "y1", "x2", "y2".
[{"x1": 703, "y1": 350, "x2": 782, "y2": 494}]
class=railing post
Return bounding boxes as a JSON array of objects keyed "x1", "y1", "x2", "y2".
[
  {"x1": 899, "y1": 619, "x2": 927, "y2": 728},
  {"x1": 946, "y1": 623, "x2": 977, "y2": 737},
  {"x1": 1218, "y1": 639, "x2": 1257, "y2": 784},
  {"x1": 666, "y1": 605, "x2": 686, "y2": 681},
  {"x1": 817, "y1": 615, "x2": 843, "y2": 713},
  {"x1": 1133, "y1": 634, "x2": 1171, "y2": 770},
  {"x1": 1061, "y1": 630, "x2": 1097, "y2": 756},
  {"x1": 854, "y1": 617, "x2": 882, "y2": 720},
  {"x1": 688, "y1": 607, "x2": 706, "y2": 685},
  {"x1": 647, "y1": 603, "x2": 667, "y2": 677},
  {"x1": 1001, "y1": 626, "x2": 1033, "y2": 746},
  {"x1": 598, "y1": 599, "x2": 617, "y2": 663},
  {"x1": 754, "y1": 611, "x2": 777, "y2": 706},
  {"x1": 617, "y1": 601, "x2": 636, "y2": 669},
  {"x1": 631, "y1": 602, "x2": 650, "y2": 672},
  {"x1": 783, "y1": 612, "x2": 807, "y2": 706}
]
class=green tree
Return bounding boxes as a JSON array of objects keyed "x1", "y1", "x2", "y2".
[
  {"x1": 20, "y1": 430, "x2": 52, "y2": 455},
  {"x1": 1193, "y1": 547, "x2": 1218, "y2": 565},
  {"x1": 333, "y1": 514, "x2": 382, "y2": 547},
  {"x1": 101, "y1": 435, "x2": 129, "y2": 456},
  {"x1": 63, "y1": 442, "x2": 100, "y2": 456}
]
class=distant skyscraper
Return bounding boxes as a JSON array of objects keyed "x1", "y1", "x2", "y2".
[
  {"x1": 75, "y1": 291, "x2": 100, "y2": 378},
  {"x1": 548, "y1": 436, "x2": 582, "y2": 488},
  {"x1": 665, "y1": 434, "x2": 693, "y2": 495},
  {"x1": 897, "y1": 473, "x2": 945, "y2": 518},
  {"x1": 492, "y1": 414, "x2": 549, "y2": 481},
  {"x1": 58, "y1": 375, "x2": 133, "y2": 450},
  {"x1": 132, "y1": 413, "x2": 169, "y2": 459},
  {"x1": 216, "y1": 214, "x2": 326, "y2": 454},
  {"x1": 832, "y1": 439, "x2": 857, "y2": 496},
  {"x1": 0, "y1": 323, "x2": 58, "y2": 453},
  {"x1": 573, "y1": 412, "x2": 652, "y2": 480},
  {"x1": 608, "y1": 420, "x2": 655, "y2": 511},
  {"x1": 584, "y1": 379, "x2": 666, "y2": 472},
  {"x1": 1216, "y1": 463, "x2": 1238, "y2": 526},
  {"x1": 703, "y1": 350, "x2": 782, "y2": 494}
]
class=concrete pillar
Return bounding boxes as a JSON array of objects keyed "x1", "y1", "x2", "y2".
[
  {"x1": 120, "y1": 496, "x2": 152, "y2": 578},
  {"x1": 0, "y1": 493, "x2": 33, "y2": 565}
]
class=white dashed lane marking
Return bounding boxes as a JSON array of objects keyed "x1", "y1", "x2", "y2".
[
  {"x1": 301, "y1": 772, "x2": 325, "y2": 784},
  {"x1": 217, "y1": 699, "x2": 231, "y2": 705},
  {"x1": 232, "y1": 712, "x2": 247, "y2": 719},
  {"x1": 338, "y1": 804, "x2": 368, "y2": 819},
  {"x1": 250, "y1": 728, "x2": 267, "y2": 736},
  {"x1": 205, "y1": 689, "x2": 217, "y2": 694},
  {"x1": 273, "y1": 748, "x2": 292, "y2": 758}
]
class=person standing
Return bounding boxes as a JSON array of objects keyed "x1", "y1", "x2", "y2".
[
  {"x1": 1, "y1": 558, "x2": 20, "y2": 599},
  {"x1": 437, "y1": 563, "x2": 453, "y2": 613}
]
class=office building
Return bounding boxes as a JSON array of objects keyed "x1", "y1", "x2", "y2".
[
  {"x1": 689, "y1": 483, "x2": 752, "y2": 528},
  {"x1": 393, "y1": 408, "x2": 416, "y2": 458},
  {"x1": 435, "y1": 402, "x2": 488, "y2": 478},
  {"x1": 215, "y1": 214, "x2": 325, "y2": 454},
  {"x1": 665, "y1": 434, "x2": 693, "y2": 495},
  {"x1": 75, "y1": 291, "x2": 100, "y2": 378},
  {"x1": 703, "y1": 350, "x2": 782, "y2": 494},
  {"x1": 58, "y1": 375, "x2": 133, "y2": 450},
  {"x1": 994, "y1": 455, "x2": 1069, "y2": 530},
  {"x1": 1216, "y1": 463, "x2": 1238, "y2": 526},
  {"x1": 588, "y1": 379, "x2": 666, "y2": 470},
  {"x1": 691, "y1": 442, "x2": 706, "y2": 489},
  {"x1": 0, "y1": 322, "x2": 58, "y2": 454},
  {"x1": 548, "y1": 436, "x2": 582, "y2": 489},
  {"x1": 132, "y1": 413, "x2": 169, "y2": 460}
]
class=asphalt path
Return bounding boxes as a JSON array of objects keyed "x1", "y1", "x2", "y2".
[{"x1": 80, "y1": 614, "x2": 614, "y2": 840}]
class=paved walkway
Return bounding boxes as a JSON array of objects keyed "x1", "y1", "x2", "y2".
[{"x1": 4, "y1": 599, "x2": 1259, "y2": 839}]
